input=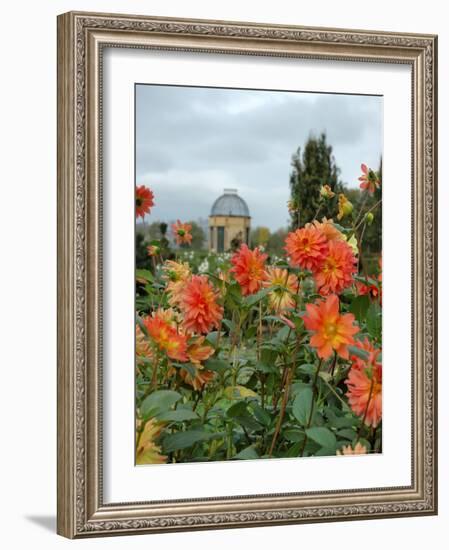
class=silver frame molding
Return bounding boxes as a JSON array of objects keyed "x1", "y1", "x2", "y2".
[{"x1": 57, "y1": 11, "x2": 438, "y2": 538}]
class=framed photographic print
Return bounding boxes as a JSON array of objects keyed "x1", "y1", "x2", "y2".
[{"x1": 57, "y1": 11, "x2": 438, "y2": 538}]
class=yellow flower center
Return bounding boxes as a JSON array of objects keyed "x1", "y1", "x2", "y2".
[
  {"x1": 324, "y1": 322, "x2": 338, "y2": 339},
  {"x1": 323, "y1": 257, "x2": 337, "y2": 273}
]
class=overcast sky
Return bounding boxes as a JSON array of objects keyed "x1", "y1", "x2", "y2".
[{"x1": 136, "y1": 84, "x2": 382, "y2": 231}]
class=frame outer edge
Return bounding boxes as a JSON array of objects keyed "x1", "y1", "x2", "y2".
[
  {"x1": 57, "y1": 12, "x2": 77, "y2": 539},
  {"x1": 430, "y1": 34, "x2": 438, "y2": 515},
  {"x1": 56, "y1": 10, "x2": 438, "y2": 537}
]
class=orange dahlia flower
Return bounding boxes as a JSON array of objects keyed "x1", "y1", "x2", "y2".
[
  {"x1": 179, "y1": 275, "x2": 223, "y2": 334},
  {"x1": 162, "y1": 260, "x2": 191, "y2": 306},
  {"x1": 346, "y1": 338, "x2": 382, "y2": 427},
  {"x1": 143, "y1": 313, "x2": 188, "y2": 361},
  {"x1": 314, "y1": 239, "x2": 357, "y2": 296},
  {"x1": 187, "y1": 336, "x2": 215, "y2": 365},
  {"x1": 179, "y1": 364, "x2": 215, "y2": 391},
  {"x1": 166, "y1": 336, "x2": 215, "y2": 390},
  {"x1": 356, "y1": 280, "x2": 380, "y2": 300},
  {"x1": 336, "y1": 442, "x2": 367, "y2": 456},
  {"x1": 136, "y1": 324, "x2": 152, "y2": 359},
  {"x1": 284, "y1": 226, "x2": 328, "y2": 272},
  {"x1": 230, "y1": 244, "x2": 268, "y2": 296},
  {"x1": 308, "y1": 218, "x2": 345, "y2": 243},
  {"x1": 135, "y1": 185, "x2": 155, "y2": 219},
  {"x1": 349, "y1": 337, "x2": 382, "y2": 372},
  {"x1": 171, "y1": 220, "x2": 193, "y2": 245},
  {"x1": 136, "y1": 418, "x2": 167, "y2": 465},
  {"x1": 264, "y1": 266, "x2": 299, "y2": 313},
  {"x1": 358, "y1": 164, "x2": 381, "y2": 194},
  {"x1": 302, "y1": 294, "x2": 359, "y2": 359}
]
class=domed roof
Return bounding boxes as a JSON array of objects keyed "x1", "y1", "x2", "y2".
[{"x1": 210, "y1": 189, "x2": 250, "y2": 218}]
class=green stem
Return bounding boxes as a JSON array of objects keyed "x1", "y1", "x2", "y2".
[
  {"x1": 353, "y1": 198, "x2": 382, "y2": 232},
  {"x1": 257, "y1": 301, "x2": 263, "y2": 361},
  {"x1": 313, "y1": 201, "x2": 323, "y2": 221},
  {"x1": 151, "y1": 352, "x2": 160, "y2": 389},
  {"x1": 299, "y1": 358, "x2": 323, "y2": 457},
  {"x1": 355, "y1": 375, "x2": 375, "y2": 444},
  {"x1": 330, "y1": 351, "x2": 338, "y2": 378},
  {"x1": 268, "y1": 336, "x2": 302, "y2": 457},
  {"x1": 226, "y1": 423, "x2": 233, "y2": 459}
]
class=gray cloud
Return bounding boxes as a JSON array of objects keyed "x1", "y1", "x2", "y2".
[{"x1": 136, "y1": 85, "x2": 382, "y2": 231}]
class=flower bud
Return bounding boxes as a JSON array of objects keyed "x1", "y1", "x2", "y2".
[
  {"x1": 337, "y1": 194, "x2": 353, "y2": 220},
  {"x1": 365, "y1": 212, "x2": 374, "y2": 225},
  {"x1": 320, "y1": 184, "x2": 335, "y2": 200},
  {"x1": 147, "y1": 244, "x2": 160, "y2": 257}
]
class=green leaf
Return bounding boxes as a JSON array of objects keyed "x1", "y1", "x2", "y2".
[
  {"x1": 354, "y1": 275, "x2": 379, "y2": 286},
  {"x1": 224, "y1": 385, "x2": 258, "y2": 400},
  {"x1": 315, "y1": 446, "x2": 338, "y2": 457},
  {"x1": 225, "y1": 282, "x2": 242, "y2": 307},
  {"x1": 232, "y1": 446, "x2": 259, "y2": 460},
  {"x1": 140, "y1": 390, "x2": 182, "y2": 418},
  {"x1": 162, "y1": 430, "x2": 225, "y2": 452},
  {"x1": 250, "y1": 402, "x2": 272, "y2": 427},
  {"x1": 318, "y1": 371, "x2": 332, "y2": 383},
  {"x1": 234, "y1": 414, "x2": 262, "y2": 432},
  {"x1": 306, "y1": 427, "x2": 337, "y2": 450},
  {"x1": 292, "y1": 386, "x2": 313, "y2": 426},
  {"x1": 136, "y1": 315, "x2": 149, "y2": 337},
  {"x1": 205, "y1": 331, "x2": 221, "y2": 346},
  {"x1": 285, "y1": 441, "x2": 303, "y2": 457},
  {"x1": 276, "y1": 325, "x2": 292, "y2": 342},
  {"x1": 136, "y1": 269, "x2": 154, "y2": 282},
  {"x1": 337, "y1": 428, "x2": 358, "y2": 441},
  {"x1": 254, "y1": 361, "x2": 277, "y2": 374},
  {"x1": 297, "y1": 364, "x2": 316, "y2": 376},
  {"x1": 366, "y1": 302, "x2": 382, "y2": 339},
  {"x1": 171, "y1": 362, "x2": 197, "y2": 378},
  {"x1": 222, "y1": 318, "x2": 236, "y2": 333},
  {"x1": 347, "y1": 345, "x2": 370, "y2": 361},
  {"x1": 182, "y1": 364, "x2": 197, "y2": 378},
  {"x1": 332, "y1": 222, "x2": 349, "y2": 233},
  {"x1": 260, "y1": 348, "x2": 278, "y2": 366},
  {"x1": 204, "y1": 358, "x2": 230, "y2": 374},
  {"x1": 156, "y1": 409, "x2": 199, "y2": 422},
  {"x1": 226, "y1": 401, "x2": 248, "y2": 418},
  {"x1": 349, "y1": 295, "x2": 370, "y2": 323},
  {"x1": 283, "y1": 429, "x2": 305, "y2": 442},
  {"x1": 243, "y1": 287, "x2": 271, "y2": 308},
  {"x1": 263, "y1": 315, "x2": 284, "y2": 323},
  {"x1": 326, "y1": 409, "x2": 358, "y2": 429},
  {"x1": 245, "y1": 325, "x2": 257, "y2": 339}
]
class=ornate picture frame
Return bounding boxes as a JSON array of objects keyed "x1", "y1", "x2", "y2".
[{"x1": 57, "y1": 11, "x2": 437, "y2": 538}]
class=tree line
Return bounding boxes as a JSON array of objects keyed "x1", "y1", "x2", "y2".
[{"x1": 137, "y1": 132, "x2": 382, "y2": 266}]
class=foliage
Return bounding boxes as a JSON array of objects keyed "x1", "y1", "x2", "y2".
[
  {"x1": 135, "y1": 164, "x2": 383, "y2": 464},
  {"x1": 289, "y1": 133, "x2": 344, "y2": 228},
  {"x1": 251, "y1": 226, "x2": 271, "y2": 248}
]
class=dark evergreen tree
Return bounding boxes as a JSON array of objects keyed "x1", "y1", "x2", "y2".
[
  {"x1": 289, "y1": 133, "x2": 343, "y2": 229},
  {"x1": 136, "y1": 232, "x2": 151, "y2": 270}
]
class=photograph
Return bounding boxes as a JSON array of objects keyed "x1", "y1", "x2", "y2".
[{"x1": 134, "y1": 84, "x2": 383, "y2": 464}]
